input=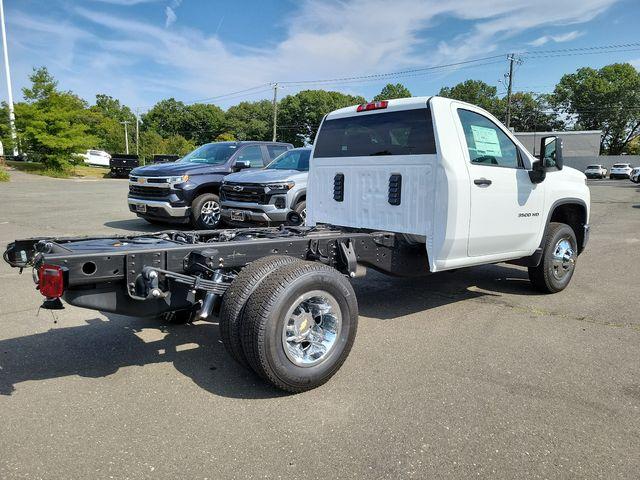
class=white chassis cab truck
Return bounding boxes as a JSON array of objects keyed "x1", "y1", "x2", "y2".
[{"x1": 4, "y1": 97, "x2": 590, "y2": 392}]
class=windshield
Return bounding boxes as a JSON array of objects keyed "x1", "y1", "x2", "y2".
[
  {"x1": 586, "y1": 165, "x2": 601, "y2": 169},
  {"x1": 613, "y1": 164, "x2": 629, "y2": 168},
  {"x1": 266, "y1": 149, "x2": 311, "y2": 171},
  {"x1": 179, "y1": 143, "x2": 237, "y2": 165}
]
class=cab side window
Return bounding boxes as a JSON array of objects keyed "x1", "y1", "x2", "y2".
[
  {"x1": 237, "y1": 145, "x2": 264, "y2": 167},
  {"x1": 457, "y1": 109, "x2": 520, "y2": 168}
]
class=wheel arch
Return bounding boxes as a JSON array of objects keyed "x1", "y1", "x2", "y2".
[{"x1": 546, "y1": 199, "x2": 588, "y2": 254}]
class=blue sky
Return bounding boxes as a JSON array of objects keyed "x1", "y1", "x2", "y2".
[{"x1": 3, "y1": 0, "x2": 640, "y2": 111}]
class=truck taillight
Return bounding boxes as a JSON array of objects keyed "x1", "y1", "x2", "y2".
[
  {"x1": 356, "y1": 100, "x2": 388, "y2": 112},
  {"x1": 38, "y1": 264, "x2": 65, "y2": 298}
]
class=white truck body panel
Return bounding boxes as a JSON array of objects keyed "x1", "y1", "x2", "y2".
[{"x1": 307, "y1": 96, "x2": 589, "y2": 272}]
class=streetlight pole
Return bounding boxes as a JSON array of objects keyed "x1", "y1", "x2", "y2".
[
  {"x1": 0, "y1": 0, "x2": 18, "y2": 156},
  {"x1": 121, "y1": 121, "x2": 130, "y2": 154}
]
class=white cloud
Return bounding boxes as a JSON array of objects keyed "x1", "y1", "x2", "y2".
[
  {"x1": 165, "y1": 6, "x2": 177, "y2": 27},
  {"x1": 529, "y1": 30, "x2": 585, "y2": 47},
  {"x1": 8, "y1": 0, "x2": 620, "y2": 108}
]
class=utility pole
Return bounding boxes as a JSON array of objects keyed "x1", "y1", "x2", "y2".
[
  {"x1": 0, "y1": 0, "x2": 18, "y2": 156},
  {"x1": 135, "y1": 108, "x2": 139, "y2": 157},
  {"x1": 505, "y1": 53, "x2": 522, "y2": 129},
  {"x1": 271, "y1": 82, "x2": 278, "y2": 142},
  {"x1": 121, "y1": 121, "x2": 130, "y2": 154}
]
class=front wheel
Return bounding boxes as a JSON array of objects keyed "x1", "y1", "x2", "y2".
[
  {"x1": 191, "y1": 193, "x2": 222, "y2": 229},
  {"x1": 528, "y1": 222, "x2": 578, "y2": 293},
  {"x1": 241, "y1": 261, "x2": 358, "y2": 393}
]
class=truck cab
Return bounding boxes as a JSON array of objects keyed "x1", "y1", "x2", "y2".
[
  {"x1": 128, "y1": 141, "x2": 292, "y2": 228},
  {"x1": 308, "y1": 96, "x2": 590, "y2": 274}
]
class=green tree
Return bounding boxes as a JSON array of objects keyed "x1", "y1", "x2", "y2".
[
  {"x1": 142, "y1": 98, "x2": 189, "y2": 138},
  {"x1": 278, "y1": 90, "x2": 365, "y2": 146},
  {"x1": 215, "y1": 132, "x2": 236, "y2": 141},
  {"x1": 86, "y1": 94, "x2": 137, "y2": 154},
  {"x1": 438, "y1": 80, "x2": 503, "y2": 117},
  {"x1": 551, "y1": 63, "x2": 640, "y2": 154},
  {"x1": 373, "y1": 83, "x2": 411, "y2": 101},
  {"x1": 22, "y1": 67, "x2": 58, "y2": 102},
  {"x1": 138, "y1": 130, "x2": 194, "y2": 164},
  {"x1": 184, "y1": 103, "x2": 225, "y2": 144},
  {"x1": 225, "y1": 100, "x2": 274, "y2": 141},
  {"x1": 501, "y1": 92, "x2": 564, "y2": 132},
  {"x1": 16, "y1": 67, "x2": 97, "y2": 170}
]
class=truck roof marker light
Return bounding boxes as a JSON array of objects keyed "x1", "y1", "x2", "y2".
[
  {"x1": 356, "y1": 100, "x2": 388, "y2": 112},
  {"x1": 38, "y1": 264, "x2": 65, "y2": 298}
]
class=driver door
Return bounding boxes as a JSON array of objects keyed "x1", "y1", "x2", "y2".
[{"x1": 455, "y1": 107, "x2": 545, "y2": 257}]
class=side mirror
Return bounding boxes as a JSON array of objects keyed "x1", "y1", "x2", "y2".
[
  {"x1": 233, "y1": 160, "x2": 251, "y2": 171},
  {"x1": 539, "y1": 135, "x2": 563, "y2": 171},
  {"x1": 528, "y1": 159, "x2": 546, "y2": 184}
]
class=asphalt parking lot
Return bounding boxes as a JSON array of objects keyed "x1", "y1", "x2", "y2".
[{"x1": 0, "y1": 170, "x2": 639, "y2": 479}]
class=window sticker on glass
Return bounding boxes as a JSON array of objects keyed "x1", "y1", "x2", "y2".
[{"x1": 470, "y1": 125, "x2": 502, "y2": 157}]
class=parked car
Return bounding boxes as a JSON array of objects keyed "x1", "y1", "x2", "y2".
[
  {"x1": 584, "y1": 164, "x2": 607, "y2": 179},
  {"x1": 83, "y1": 149, "x2": 111, "y2": 167},
  {"x1": 609, "y1": 163, "x2": 633, "y2": 179},
  {"x1": 630, "y1": 167, "x2": 640, "y2": 183},
  {"x1": 220, "y1": 147, "x2": 311, "y2": 226},
  {"x1": 127, "y1": 141, "x2": 293, "y2": 228}
]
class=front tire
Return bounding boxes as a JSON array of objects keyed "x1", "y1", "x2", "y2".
[
  {"x1": 241, "y1": 261, "x2": 358, "y2": 393},
  {"x1": 191, "y1": 193, "x2": 222, "y2": 229},
  {"x1": 528, "y1": 222, "x2": 578, "y2": 293},
  {"x1": 294, "y1": 200, "x2": 307, "y2": 226}
]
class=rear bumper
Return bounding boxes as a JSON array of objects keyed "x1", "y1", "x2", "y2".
[{"x1": 128, "y1": 198, "x2": 191, "y2": 220}]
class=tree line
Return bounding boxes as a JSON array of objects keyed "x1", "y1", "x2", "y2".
[{"x1": 1, "y1": 62, "x2": 639, "y2": 172}]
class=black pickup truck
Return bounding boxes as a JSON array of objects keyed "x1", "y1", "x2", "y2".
[{"x1": 128, "y1": 141, "x2": 292, "y2": 229}]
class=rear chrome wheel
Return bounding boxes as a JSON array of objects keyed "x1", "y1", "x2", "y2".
[
  {"x1": 241, "y1": 260, "x2": 358, "y2": 393},
  {"x1": 282, "y1": 290, "x2": 342, "y2": 367}
]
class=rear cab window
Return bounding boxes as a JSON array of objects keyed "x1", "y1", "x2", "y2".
[{"x1": 314, "y1": 107, "x2": 436, "y2": 158}]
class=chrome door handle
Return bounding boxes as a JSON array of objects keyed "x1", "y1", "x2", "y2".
[{"x1": 474, "y1": 178, "x2": 492, "y2": 186}]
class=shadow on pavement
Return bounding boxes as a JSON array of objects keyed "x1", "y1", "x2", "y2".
[
  {"x1": 0, "y1": 314, "x2": 285, "y2": 399},
  {"x1": 0, "y1": 264, "x2": 538, "y2": 396},
  {"x1": 354, "y1": 263, "x2": 536, "y2": 320}
]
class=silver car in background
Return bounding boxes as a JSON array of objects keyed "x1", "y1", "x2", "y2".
[{"x1": 220, "y1": 147, "x2": 311, "y2": 225}]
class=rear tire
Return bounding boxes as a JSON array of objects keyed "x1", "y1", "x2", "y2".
[
  {"x1": 528, "y1": 222, "x2": 578, "y2": 293},
  {"x1": 241, "y1": 261, "x2": 358, "y2": 393},
  {"x1": 191, "y1": 193, "x2": 222, "y2": 229},
  {"x1": 219, "y1": 255, "x2": 299, "y2": 367}
]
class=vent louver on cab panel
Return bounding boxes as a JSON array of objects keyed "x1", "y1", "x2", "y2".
[
  {"x1": 388, "y1": 174, "x2": 402, "y2": 205},
  {"x1": 333, "y1": 173, "x2": 344, "y2": 202}
]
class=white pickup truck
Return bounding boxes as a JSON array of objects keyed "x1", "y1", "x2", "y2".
[{"x1": 3, "y1": 96, "x2": 590, "y2": 392}]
